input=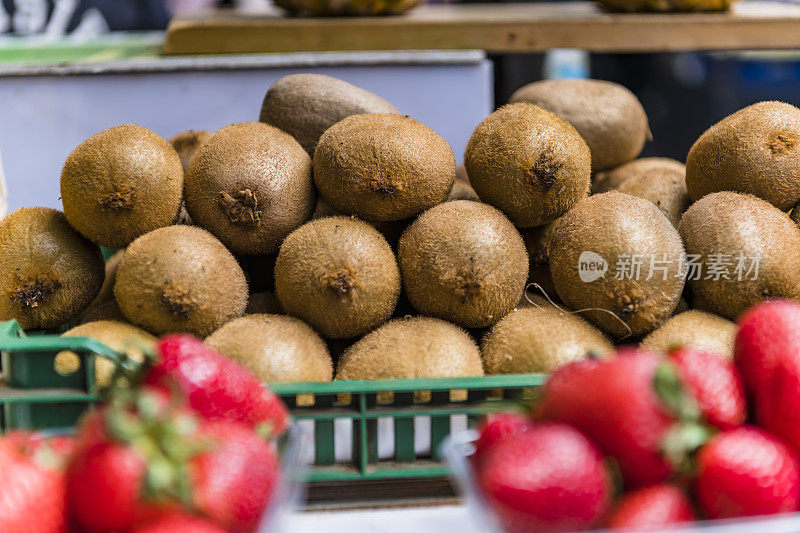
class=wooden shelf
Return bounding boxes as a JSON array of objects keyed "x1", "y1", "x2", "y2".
[{"x1": 163, "y1": 1, "x2": 800, "y2": 56}]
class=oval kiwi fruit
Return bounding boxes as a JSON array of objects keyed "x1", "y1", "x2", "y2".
[
  {"x1": 114, "y1": 225, "x2": 248, "y2": 336},
  {"x1": 481, "y1": 306, "x2": 613, "y2": 374},
  {"x1": 592, "y1": 157, "x2": 685, "y2": 194},
  {"x1": 640, "y1": 310, "x2": 736, "y2": 359},
  {"x1": 509, "y1": 79, "x2": 650, "y2": 171},
  {"x1": 678, "y1": 191, "x2": 800, "y2": 320},
  {"x1": 205, "y1": 314, "x2": 333, "y2": 382},
  {"x1": 313, "y1": 113, "x2": 455, "y2": 222},
  {"x1": 549, "y1": 191, "x2": 685, "y2": 338},
  {"x1": 259, "y1": 73, "x2": 398, "y2": 156},
  {"x1": 274, "y1": 216, "x2": 401, "y2": 339},
  {"x1": 465, "y1": 103, "x2": 591, "y2": 227},
  {"x1": 335, "y1": 317, "x2": 483, "y2": 380},
  {"x1": 184, "y1": 121, "x2": 315, "y2": 255},
  {"x1": 0, "y1": 207, "x2": 104, "y2": 330},
  {"x1": 169, "y1": 129, "x2": 211, "y2": 173},
  {"x1": 447, "y1": 180, "x2": 479, "y2": 202},
  {"x1": 60, "y1": 124, "x2": 183, "y2": 248},
  {"x1": 614, "y1": 159, "x2": 689, "y2": 227},
  {"x1": 61, "y1": 320, "x2": 155, "y2": 387},
  {"x1": 686, "y1": 101, "x2": 800, "y2": 211},
  {"x1": 397, "y1": 200, "x2": 528, "y2": 329}
]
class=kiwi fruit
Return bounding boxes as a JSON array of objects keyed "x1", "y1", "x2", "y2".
[
  {"x1": 259, "y1": 73, "x2": 398, "y2": 156},
  {"x1": 80, "y1": 299, "x2": 126, "y2": 324},
  {"x1": 61, "y1": 320, "x2": 155, "y2": 387},
  {"x1": 205, "y1": 314, "x2": 332, "y2": 382},
  {"x1": 640, "y1": 310, "x2": 736, "y2": 358},
  {"x1": 465, "y1": 103, "x2": 591, "y2": 227},
  {"x1": 313, "y1": 113, "x2": 455, "y2": 222},
  {"x1": 592, "y1": 157, "x2": 685, "y2": 193},
  {"x1": 335, "y1": 317, "x2": 483, "y2": 380},
  {"x1": 60, "y1": 124, "x2": 184, "y2": 249},
  {"x1": 246, "y1": 291, "x2": 283, "y2": 315},
  {"x1": 686, "y1": 101, "x2": 800, "y2": 211},
  {"x1": 615, "y1": 160, "x2": 689, "y2": 227},
  {"x1": 312, "y1": 198, "x2": 409, "y2": 250},
  {"x1": 169, "y1": 129, "x2": 211, "y2": 173},
  {"x1": 114, "y1": 225, "x2": 248, "y2": 336},
  {"x1": 679, "y1": 191, "x2": 800, "y2": 320},
  {"x1": 521, "y1": 217, "x2": 561, "y2": 301},
  {"x1": 455, "y1": 164, "x2": 470, "y2": 184},
  {"x1": 184, "y1": 122, "x2": 315, "y2": 255},
  {"x1": 274, "y1": 216, "x2": 401, "y2": 339},
  {"x1": 509, "y1": 79, "x2": 650, "y2": 171},
  {"x1": 0, "y1": 207, "x2": 104, "y2": 330},
  {"x1": 549, "y1": 191, "x2": 685, "y2": 338},
  {"x1": 481, "y1": 306, "x2": 613, "y2": 374},
  {"x1": 397, "y1": 200, "x2": 528, "y2": 328},
  {"x1": 447, "y1": 181, "x2": 479, "y2": 202}
]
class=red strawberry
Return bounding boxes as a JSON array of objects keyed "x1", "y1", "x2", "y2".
[
  {"x1": 145, "y1": 334, "x2": 289, "y2": 436},
  {"x1": 668, "y1": 346, "x2": 746, "y2": 429},
  {"x1": 606, "y1": 484, "x2": 695, "y2": 529},
  {"x1": 473, "y1": 412, "x2": 531, "y2": 466},
  {"x1": 476, "y1": 423, "x2": 611, "y2": 533},
  {"x1": 133, "y1": 513, "x2": 227, "y2": 533},
  {"x1": 696, "y1": 426, "x2": 800, "y2": 519},
  {"x1": 0, "y1": 432, "x2": 71, "y2": 533}
]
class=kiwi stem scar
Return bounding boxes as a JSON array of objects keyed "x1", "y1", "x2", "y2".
[{"x1": 10, "y1": 278, "x2": 60, "y2": 309}]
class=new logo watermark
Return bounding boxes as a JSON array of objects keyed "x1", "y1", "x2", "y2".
[
  {"x1": 578, "y1": 251, "x2": 609, "y2": 283},
  {"x1": 576, "y1": 252, "x2": 762, "y2": 282}
]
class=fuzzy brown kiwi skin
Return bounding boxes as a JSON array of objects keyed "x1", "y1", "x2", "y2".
[
  {"x1": 184, "y1": 122, "x2": 315, "y2": 255},
  {"x1": 259, "y1": 74, "x2": 398, "y2": 157},
  {"x1": 313, "y1": 113, "x2": 455, "y2": 222},
  {"x1": 549, "y1": 191, "x2": 685, "y2": 338},
  {"x1": 206, "y1": 314, "x2": 333, "y2": 382},
  {"x1": 686, "y1": 101, "x2": 800, "y2": 211},
  {"x1": 592, "y1": 157, "x2": 685, "y2": 194},
  {"x1": 614, "y1": 159, "x2": 689, "y2": 227},
  {"x1": 640, "y1": 310, "x2": 736, "y2": 359},
  {"x1": 0, "y1": 207, "x2": 104, "y2": 330},
  {"x1": 335, "y1": 317, "x2": 483, "y2": 380},
  {"x1": 679, "y1": 191, "x2": 800, "y2": 320},
  {"x1": 274, "y1": 216, "x2": 401, "y2": 339},
  {"x1": 465, "y1": 103, "x2": 591, "y2": 228},
  {"x1": 114, "y1": 225, "x2": 248, "y2": 337},
  {"x1": 481, "y1": 306, "x2": 613, "y2": 374},
  {"x1": 61, "y1": 124, "x2": 184, "y2": 249},
  {"x1": 447, "y1": 181, "x2": 479, "y2": 202},
  {"x1": 509, "y1": 79, "x2": 650, "y2": 171},
  {"x1": 397, "y1": 200, "x2": 529, "y2": 329},
  {"x1": 169, "y1": 129, "x2": 211, "y2": 173}
]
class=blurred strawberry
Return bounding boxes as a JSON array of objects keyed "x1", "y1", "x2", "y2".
[
  {"x1": 144, "y1": 334, "x2": 288, "y2": 437},
  {"x1": 696, "y1": 426, "x2": 799, "y2": 519},
  {"x1": 472, "y1": 412, "x2": 531, "y2": 466},
  {"x1": 0, "y1": 432, "x2": 72, "y2": 533},
  {"x1": 133, "y1": 513, "x2": 227, "y2": 533},
  {"x1": 476, "y1": 423, "x2": 612, "y2": 533},
  {"x1": 606, "y1": 484, "x2": 695, "y2": 529},
  {"x1": 667, "y1": 346, "x2": 746, "y2": 429},
  {"x1": 536, "y1": 349, "x2": 711, "y2": 487}
]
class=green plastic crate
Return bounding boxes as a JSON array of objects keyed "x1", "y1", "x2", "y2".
[{"x1": 0, "y1": 319, "x2": 545, "y2": 482}]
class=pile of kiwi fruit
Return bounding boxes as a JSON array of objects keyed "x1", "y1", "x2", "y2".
[{"x1": 3, "y1": 75, "x2": 798, "y2": 387}]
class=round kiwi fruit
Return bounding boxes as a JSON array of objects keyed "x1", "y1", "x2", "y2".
[
  {"x1": 114, "y1": 225, "x2": 248, "y2": 336},
  {"x1": 259, "y1": 73, "x2": 398, "y2": 156},
  {"x1": 169, "y1": 129, "x2": 211, "y2": 173},
  {"x1": 312, "y1": 198, "x2": 409, "y2": 250},
  {"x1": 397, "y1": 200, "x2": 528, "y2": 328},
  {"x1": 592, "y1": 157, "x2": 685, "y2": 194},
  {"x1": 509, "y1": 79, "x2": 650, "y2": 171},
  {"x1": 640, "y1": 310, "x2": 736, "y2": 358},
  {"x1": 455, "y1": 164, "x2": 470, "y2": 184},
  {"x1": 686, "y1": 101, "x2": 800, "y2": 211},
  {"x1": 60, "y1": 124, "x2": 183, "y2": 249},
  {"x1": 205, "y1": 314, "x2": 332, "y2": 382},
  {"x1": 549, "y1": 191, "x2": 685, "y2": 338},
  {"x1": 678, "y1": 191, "x2": 800, "y2": 320},
  {"x1": 274, "y1": 216, "x2": 401, "y2": 339},
  {"x1": 447, "y1": 181, "x2": 479, "y2": 202},
  {"x1": 313, "y1": 113, "x2": 455, "y2": 222},
  {"x1": 615, "y1": 160, "x2": 689, "y2": 227},
  {"x1": 335, "y1": 317, "x2": 483, "y2": 380},
  {"x1": 521, "y1": 217, "x2": 561, "y2": 301},
  {"x1": 481, "y1": 306, "x2": 613, "y2": 374},
  {"x1": 246, "y1": 291, "x2": 283, "y2": 315},
  {"x1": 465, "y1": 103, "x2": 591, "y2": 227},
  {"x1": 184, "y1": 121, "x2": 315, "y2": 255},
  {"x1": 61, "y1": 320, "x2": 155, "y2": 387},
  {"x1": 0, "y1": 207, "x2": 104, "y2": 330}
]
